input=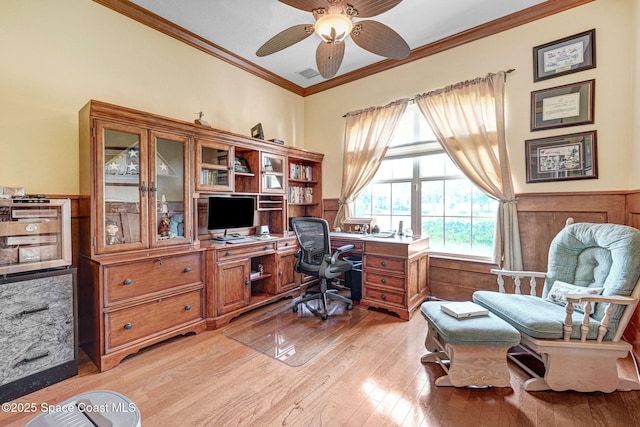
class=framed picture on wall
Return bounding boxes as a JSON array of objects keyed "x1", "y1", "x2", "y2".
[
  {"x1": 533, "y1": 29, "x2": 596, "y2": 82},
  {"x1": 531, "y1": 79, "x2": 595, "y2": 131},
  {"x1": 525, "y1": 131, "x2": 597, "y2": 183}
]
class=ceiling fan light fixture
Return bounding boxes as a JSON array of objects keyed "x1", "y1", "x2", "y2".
[{"x1": 314, "y1": 13, "x2": 353, "y2": 43}]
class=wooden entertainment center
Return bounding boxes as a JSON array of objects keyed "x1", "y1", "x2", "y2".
[{"x1": 78, "y1": 100, "x2": 322, "y2": 371}]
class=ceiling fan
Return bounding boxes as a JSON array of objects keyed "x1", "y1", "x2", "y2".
[{"x1": 256, "y1": 0, "x2": 410, "y2": 79}]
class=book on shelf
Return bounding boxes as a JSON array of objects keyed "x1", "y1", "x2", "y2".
[
  {"x1": 288, "y1": 186, "x2": 313, "y2": 204},
  {"x1": 289, "y1": 163, "x2": 313, "y2": 181}
]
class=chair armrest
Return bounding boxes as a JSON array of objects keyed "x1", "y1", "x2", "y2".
[
  {"x1": 563, "y1": 294, "x2": 638, "y2": 342},
  {"x1": 330, "y1": 244, "x2": 355, "y2": 264},
  {"x1": 490, "y1": 269, "x2": 546, "y2": 295},
  {"x1": 565, "y1": 294, "x2": 636, "y2": 305}
]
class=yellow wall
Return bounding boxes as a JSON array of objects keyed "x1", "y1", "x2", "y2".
[
  {"x1": 2, "y1": 1, "x2": 637, "y2": 197},
  {"x1": 305, "y1": 0, "x2": 637, "y2": 197},
  {"x1": 0, "y1": 0, "x2": 304, "y2": 195}
]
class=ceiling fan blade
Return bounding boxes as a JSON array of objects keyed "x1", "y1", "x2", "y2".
[
  {"x1": 351, "y1": 20, "x2": 410, "y2": 59},
  {"x1": 316, "y1": 41, "x2": 345, "y2": 79},
  {"x1": 352, "y1": 0, "x2": 403, "y2": 18},
  {"x1": 256, "y1": 24, "x2": 314, "y2": 57},
  {"x1": 279, "y1": 0, "x2": 328, "y2": 12}
]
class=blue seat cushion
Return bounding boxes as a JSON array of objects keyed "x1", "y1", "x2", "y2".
[
  {"x1": 420, "y1": 301, "x2": 521, "y2": 347},
  {"x1": 473, "y1": 291, "x2": 602, "y2": 340}
]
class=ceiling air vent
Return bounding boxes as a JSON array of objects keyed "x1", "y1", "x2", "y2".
[{"x1": 297, "y1": 68, "x2": 320, "y2": 79}]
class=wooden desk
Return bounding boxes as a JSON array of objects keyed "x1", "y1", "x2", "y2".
[{"x1": 330, "y1": 233, "x2": 430, "y2": 320}]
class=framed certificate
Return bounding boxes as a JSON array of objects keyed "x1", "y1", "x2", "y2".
[
  {"x1": 525, "y1": 131, "x2": 597, "y2": 183},
  {"x1": 530, "y1": 80, "x2": 594, "y2": 131},
  {"x1": 533, "y1": 29, "x2": 595, "y2": 82}
]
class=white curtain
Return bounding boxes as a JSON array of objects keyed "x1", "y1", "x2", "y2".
[
  {"x1": 335, "y1": 99, "x2": 409, "y2": 228},
  {"x1": 414, "y1": 71, "x2": 523, "y2": 269}
]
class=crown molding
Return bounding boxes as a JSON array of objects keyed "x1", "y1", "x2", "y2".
[{"x1": 94, "y1": 0, "x2": 594, "y2": 97}]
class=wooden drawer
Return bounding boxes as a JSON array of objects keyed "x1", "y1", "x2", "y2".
[
  {"x1": 277, "y1": 238, "x2": 297, "y2": 250},
  {"x1": 0, "y1": 219, "x2": 61, "y2": 236},
  {"x1": 331, "y1": 238, "x2": 364, "y2": 252},
  {"x1": 106, "y1": 288, "x2": 203, "y2": 350},
  {"x1": 363, "y1": 270, "x2": 405, "y2": 290},
  {"x1": 216, "y1": 242, "x2": 276, "y2": 261},
  {"x1": 104, "y1": 252, "x2": 202, "y2": 305},
  {"x1": 364, "y1": 254, "x2": 405, "y2": 273},
  {"x1": 363, "y1": 286, "x2": 405, "y2": 306}
]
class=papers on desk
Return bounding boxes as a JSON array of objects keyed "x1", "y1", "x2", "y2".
[{"x1": 440, "y1": 301, "x2": 489, "y2": 319}]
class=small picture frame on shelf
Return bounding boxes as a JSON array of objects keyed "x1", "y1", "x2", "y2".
[
  {"x1": 525, "y1": 131, "x2": 597, "y2": 183},
  {"x1": 533, "y1": 29, "x2": 596, "y2": 82},
  {"x1": 251, "y1": 123, "x2": 264, "y2": 140},
  {"x1": 531, "y1": 79, "x2": 595, "y2": 131},
  {"x1": 234, "y1": 156, "x2": 251, "y2": 173}
]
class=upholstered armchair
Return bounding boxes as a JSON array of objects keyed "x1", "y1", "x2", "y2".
[{"x1": 473, "y1": 222, "x2": 640, "y2": 392}]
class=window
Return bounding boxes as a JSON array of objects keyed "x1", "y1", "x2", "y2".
[{"x1": 353, "y1": 104, "x2": 499, "y2": 257}]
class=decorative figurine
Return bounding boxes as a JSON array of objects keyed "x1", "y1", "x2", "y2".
[
  {"x1": 105, "y1": 220, "x2": 121, "y2": 245},
  {"x1": 158, "y1": 215, "x2": 171, "y2": 238},
  {"x1": 169, "y1": 213, "x2": 184, "y2": 237}
]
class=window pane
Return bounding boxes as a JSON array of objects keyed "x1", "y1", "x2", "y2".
[
  {"x1": 375, "y1": 216, "x2": 392, "y2": 231},
  {"x1": 375, "y1": 161, "x2": 393, "y2": 181},
  {"x1": 422, "y1": 217, "x2": 444, "y2": 249},
  {"x1": 371, "y1": 183, "x2": 390, "y2": 215},
  {"x1": 472, "y1": 217, "x2": 495, "y2": 255},
  {"x1": 444, "y1": 156, "x2": 462, "y2": 177},
  {"x1": 421, "y1": 181, "x2": 443, "y2": 215},
  {"x1": 380, "y1": 158, "x2": 413, "y2": 180},
  {"x1": 420, "y1": 153, "x2": 446, "y2": 177},
  {"x1": 354, "y1": 187, "x2": 371, "y2": 217},
  {"x1": 444, "y1": 217, "x2": 471, "y2": 253},
  {"x1": 445, "y1": 180, "x2": 472, "y2": 216},
  {"x1": 391, "y1": 182, "x2": 411, "y2": 216},
  {"x1": 472, "y1": 186, "x2": 498, "y2": 217}
]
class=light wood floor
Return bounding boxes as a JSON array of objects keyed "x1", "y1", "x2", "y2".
[{"x1": 3, "y1": 299, "x2": 640, "y2": 427}]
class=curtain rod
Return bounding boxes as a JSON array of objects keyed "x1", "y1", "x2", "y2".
[{"x1": 342, "y1": 69, "x2": 515, "y2": 118}]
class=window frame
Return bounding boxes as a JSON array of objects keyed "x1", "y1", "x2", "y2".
[{"x1": 352, "y1": 106, "x2": 497, "y2": 261}]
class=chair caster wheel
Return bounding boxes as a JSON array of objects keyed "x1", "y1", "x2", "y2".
[
  {"x1": 292, "y1": 305, "x2": 299, "y2": 313},
  {"x1": 321, "y1": 314, "x2": 328, "y2": 320},
  {"x1": 347, "y1": 304, "x2": 353, "y2": 310}
]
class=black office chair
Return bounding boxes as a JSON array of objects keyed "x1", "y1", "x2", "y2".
[{"x1": 291, "y1": 217, "x2": 355, "y2": 320}]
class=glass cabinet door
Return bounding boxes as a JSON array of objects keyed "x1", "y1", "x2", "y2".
[
  {"x1": 97, "y1": 121, "x2": 148, "y2": 254},
  {"x1": 150, "y1": 130, "x2": 191, "y2": 247},
  {"x1": 195, "y1": 139, "x2": 234, "y2": 192},
  {"x1": 261, "y1": 152, "x2": 285, "y2": 194}
]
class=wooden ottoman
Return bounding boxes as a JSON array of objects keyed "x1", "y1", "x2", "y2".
[{"x1": 420, "y1": 301, "x2": 521, "y2": 387}]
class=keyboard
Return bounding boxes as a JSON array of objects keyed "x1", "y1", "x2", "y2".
[
  {"x1": 371, "y1": 232, "x2": 395, "y2": 238},
  {"x1": 225, "y1": 237, "x2": 255, "y2": 244}
]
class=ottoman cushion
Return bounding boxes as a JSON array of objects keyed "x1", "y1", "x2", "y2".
[{"x1": 421, "y1": 301, "x2": 520, "y2": 347}]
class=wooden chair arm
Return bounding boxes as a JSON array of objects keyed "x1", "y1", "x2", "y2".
[
  {"x1": 563, "y1": 294, "x2": 638, "y2": 343},
  {"x1": 490, "y1": 269, "x2": 546, "y2": 295},
  {"x1": 565, "y1": 294, "x2": 636, "y2": 305}
]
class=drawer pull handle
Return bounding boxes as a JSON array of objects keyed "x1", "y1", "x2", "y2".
[
  {"x1": 245, "y1": 278, "x2": 250, "y2": 286},
  {"x1": 381, "y1": 261, "x2": 387, "y2": 267},
  {"x1": 225, "y1": 251, "x2": 232, "y2": 256},
  {"x1": 264, "y1": 246, "x2": 269, "y2": 250},
  {"x1": 124, "y1": 323, "x2": 133, "y2": 330},
  {"x1": 381, "y1": 293, "x2": 387, "y2": 300},
  {"x1": 185, "y1": 305, "x2": 192, "y2": 311},
  {"x1": 19, "y1": 305, "x2": 49, "y2": 317},
  {"x1": 123, "y1": 279, "x2": 132, "y2": 286},
  {"x1": 380, "y1": 278, "x2": 387, "y2": 284},
  {"x1": 184, "y1": 267, "x2": 191, "y2": 273},
  {"x1": 14, "y1": 351, "x2": 50, "y2": 368},
  {"x1": 156, "y1": 258, "x2": 163, "y2": 265},
  {"x1": 278, "y1": 270, "x2": 283, "y2": 277}
]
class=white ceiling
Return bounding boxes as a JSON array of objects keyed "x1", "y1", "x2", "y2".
[{"x1": 129, "y1": 0, "x2": 546, "y2": 88}]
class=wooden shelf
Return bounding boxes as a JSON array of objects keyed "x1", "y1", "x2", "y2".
[{"x1": 250, "y1": 273, "x2": 272, "y2": 282}]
